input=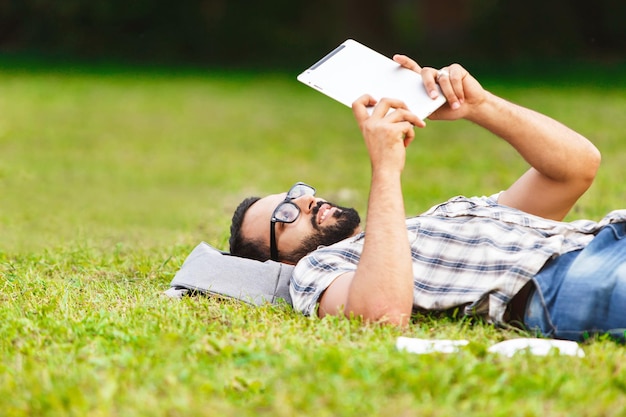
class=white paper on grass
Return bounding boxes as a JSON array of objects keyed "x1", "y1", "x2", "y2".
[
  {"x1": 487, "y1": 338, "x2": 585, "y2": 357},
  {"x1": 396, "y1": 336, "x2": 469, "y2": 354},
  {"x1": 396, "y1": 337, "x2": 584, "y2": 357}
]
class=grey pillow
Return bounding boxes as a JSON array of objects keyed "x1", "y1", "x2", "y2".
[{"x1": 164, "y1": 241, "x2": 294, "y2": 306}]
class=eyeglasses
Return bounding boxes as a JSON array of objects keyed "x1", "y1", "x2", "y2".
[{"x1": 270, "y1": 182, "x2": 316, "y2": 261}]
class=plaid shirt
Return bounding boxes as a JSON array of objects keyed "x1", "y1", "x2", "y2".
[{"x1": 290, "y1": 194, "x2": 626, "y2": 324}]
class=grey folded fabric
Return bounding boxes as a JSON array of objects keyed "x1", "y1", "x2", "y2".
[{"x1": 165, "y1": 241, "x2": 294, "y2": 306}]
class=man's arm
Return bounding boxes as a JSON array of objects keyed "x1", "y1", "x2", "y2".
[
  {"x1": 465, "y1": 93, "x2": 600, "y2": 220},
  {"x1": 319, "y1": 96, "x2": 421, "y2": 326},
  {"x1": 396, "y1": 55, "x2": 601, "y2": 221}
]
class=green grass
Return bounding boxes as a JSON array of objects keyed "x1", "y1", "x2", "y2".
[{"x1": 2, "y1": 61, "x2": 626, "y2": 416}]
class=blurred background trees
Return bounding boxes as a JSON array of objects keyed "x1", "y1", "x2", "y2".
[{"x1": 0, "y1": 0, "x2": 624, "y2": 69}]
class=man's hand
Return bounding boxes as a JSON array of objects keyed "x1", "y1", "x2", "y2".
[
  {"x1": 393, "y1": 55, "x2": 486, "y2": 121},
  {"x1": 351, "y1": 95, "x2": 422, "y2": 176}
]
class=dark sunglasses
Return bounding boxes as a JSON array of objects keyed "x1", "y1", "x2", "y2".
[{"x1": 270, "y1": 182, "x2": 316, "y2": 261}]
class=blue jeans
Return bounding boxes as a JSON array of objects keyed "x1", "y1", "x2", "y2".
[{"x1": 524, "y1": 222, "x2": 626, "y2": 342}]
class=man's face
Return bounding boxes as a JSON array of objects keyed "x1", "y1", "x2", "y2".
[{"x1": 241, "y1": 191, "x2": 361, "y2": 264}]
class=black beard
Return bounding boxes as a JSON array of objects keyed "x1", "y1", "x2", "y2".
[{"x1": 281, "y1": 201, "x2": 361, "y2": 264}]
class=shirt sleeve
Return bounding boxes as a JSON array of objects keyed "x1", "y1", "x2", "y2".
[{"x1": 289, "y1": 241, "x2": 362, "y2": 316}]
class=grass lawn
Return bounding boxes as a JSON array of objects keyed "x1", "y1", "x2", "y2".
[{"x1": 1, "y1": 59, "x2": 626, "y2": 416}]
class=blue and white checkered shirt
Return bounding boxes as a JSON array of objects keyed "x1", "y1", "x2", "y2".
[{"x1": 290, "y1": 194, "x2": 626, "y2": 324}]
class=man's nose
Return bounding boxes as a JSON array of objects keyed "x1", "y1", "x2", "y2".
[{"x1": 292, "y1": 194, "x2": 319, "y2": 214}]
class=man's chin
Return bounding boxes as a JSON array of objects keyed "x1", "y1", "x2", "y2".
[{"x1": 284, "y1": 226, "x2": 357, "y2": 264}]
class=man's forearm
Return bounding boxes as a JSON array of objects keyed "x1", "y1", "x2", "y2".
[
  {"x1": 467, "y1": 92, "x2": 599, "y2": 182},
  {"x1": 345, "y1": 170, "x2": 414, "y2": 325}
]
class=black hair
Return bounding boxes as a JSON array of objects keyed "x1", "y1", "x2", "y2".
[{"x1": 228, "y1": 196, "x2": 270, "y2": 261}]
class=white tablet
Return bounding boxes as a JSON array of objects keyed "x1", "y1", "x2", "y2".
[{"x1": 297, "y1": 39, "x2": 446, "y2": 120}]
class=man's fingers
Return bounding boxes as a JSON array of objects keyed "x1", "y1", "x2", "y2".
[
  {"x1": 448, "y1": 64, "x2": 466, "y2": 104},
  {"x1": 393, "y1": 54, "x2": 422, "y2": 72},
  {"x1": 434, "y1": 67, "x2": 456, "y2": 107},
  {"x1": 401, "y1": 121, "x2": 416, "y2": 147},
  {"x1": 353, "y1": 97, "x2": 424, "y2": 129},
  {"x1": 437, "y1": 65, "x2": 465, "y2": 109},
  {"x1": 370, "y1": 98, "x2": 410, "y2": 118},
  {"x1": 385, "y1": 107, "x2": 423, "y2": 128},
  {"x1": 421, "y1": 67, "x2": 442, "y2": 100},
  {"x1": 352, "y1": 94, "x2": 377, "y2": 121},
  {"x1": 434, "y1": 64, "x2": 466, "y2": 110}
]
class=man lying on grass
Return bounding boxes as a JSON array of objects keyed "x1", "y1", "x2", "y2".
[{"x1": 229, "y1": 54, "x2": 626, "y2": 342}]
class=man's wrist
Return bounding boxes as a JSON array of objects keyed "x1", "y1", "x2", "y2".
[
  {"x1": 370, "y1": 166, "x2": 404, "y2": 184},
  {"x1": 464, "y1": 90, "x2": 498, "y2": 124}
]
